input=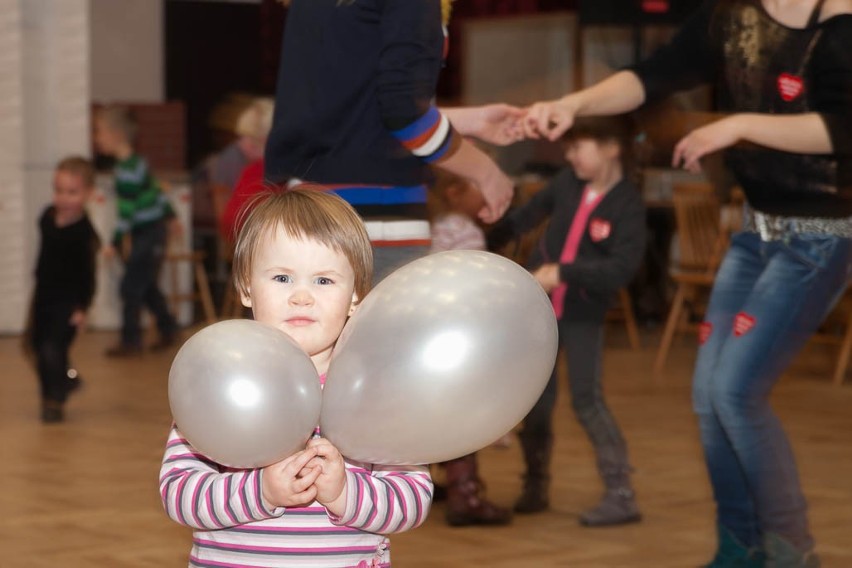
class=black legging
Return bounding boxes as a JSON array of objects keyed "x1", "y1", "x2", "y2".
[
  {"x1": 32, "y1": 302, "x2": 78, "y2": 403},
  {"x1": 521, "y1": 317, "x2": 630, "y2": 474}
]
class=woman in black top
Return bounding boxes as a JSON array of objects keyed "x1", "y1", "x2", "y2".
[{"x1": 523, "y1": 1, "x2": 852, "y2": 566}]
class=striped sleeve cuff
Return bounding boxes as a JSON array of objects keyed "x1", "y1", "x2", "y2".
[{"x1": 391, "y1": 106, "x2": 459, "y2": 164}]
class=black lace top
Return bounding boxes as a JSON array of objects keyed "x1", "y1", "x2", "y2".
[{"x1": 632, "y1": 0, "x2": 852, "y2": 218}]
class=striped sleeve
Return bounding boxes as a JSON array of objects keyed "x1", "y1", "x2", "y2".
[
  {"x1": 391, "y1": 106, "x2": 461, "y2": 164},
  {"x1": 331, "y1": 464, "x2": 433, "y2": 535},
  {"x1": 158, "y1": 426, "x2": 282, "y2": 530}
]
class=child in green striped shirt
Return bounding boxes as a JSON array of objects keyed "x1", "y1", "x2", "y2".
[{"x1": 95, "y1": 105, "x2": 179, "y2": 357}]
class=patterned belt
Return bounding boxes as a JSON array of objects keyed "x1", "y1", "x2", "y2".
[{"x1": 743, "y1": 206, "x2": 852, "y2": 241}]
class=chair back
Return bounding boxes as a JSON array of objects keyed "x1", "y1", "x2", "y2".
[{"x1": 672, "y1": 182, "x2": 722, "y2": 273}]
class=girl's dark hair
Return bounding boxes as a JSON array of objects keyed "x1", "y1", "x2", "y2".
[{"x1": 562, "y1": 115, "x2": 641, "y2": 180}]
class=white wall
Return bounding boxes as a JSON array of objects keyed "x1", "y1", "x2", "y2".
[
  {"x1": 0, "y1": 0, "x2": 91, "y2": 334},
  {"x1": 90, "y1": 0, "x2": 163, "y2": 103},
  {"x1": 0, "y1": 1, "x2": 27, "y2": 334}
]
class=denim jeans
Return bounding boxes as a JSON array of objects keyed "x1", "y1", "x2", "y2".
[
  {"x1": 692, "y1": 231, "x2": 852, "y2": 552},
  {"x1": 120, "y1": 221, "x2": 177, "y2": 347}
]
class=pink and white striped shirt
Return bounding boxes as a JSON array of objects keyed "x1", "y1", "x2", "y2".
[{"x1": 159, "y1": 426, "x2": 433, "y2": 567}]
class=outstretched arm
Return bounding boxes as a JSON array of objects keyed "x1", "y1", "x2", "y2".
[
  {"x1": 442, "y1": 104, "x2": 525, "y2": 146},
  {"x1": 524, "y1": 71, "x2": 647, "y2": 141}
]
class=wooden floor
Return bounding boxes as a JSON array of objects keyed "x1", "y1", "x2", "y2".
[{"x1": 2, "y1": 325, "x2": 851, "y2": 567}]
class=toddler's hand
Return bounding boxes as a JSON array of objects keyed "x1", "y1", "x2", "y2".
[
  {"x1": 532, "y1": 263, "x2": 560, "y2": 292},
  {"x1": 303, "y1": 437, "x2": 347, "y2": 516},
  {"x1": 102, "y1": 244, "x2": 116, "y2": 260},
  {"x1": 69, "y1": 309, "x2": 86, "y2": 329},
  {"x1": 261, "y1": 447, "x2": 321, "y2": 509}
]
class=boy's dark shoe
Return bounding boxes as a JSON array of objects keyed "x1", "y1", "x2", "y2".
[
  {"x1": 66, "y1": 368, "x2": 84, "y2": 396},
  {"x1": 41, "y1": 400, "x2": 65, "y2": 424}
]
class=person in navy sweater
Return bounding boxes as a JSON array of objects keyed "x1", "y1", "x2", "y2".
[{"x1": 265, "y1": 0, "x2": 521, "y2": 280}]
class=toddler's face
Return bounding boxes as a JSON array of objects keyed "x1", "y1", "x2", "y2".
[
  {"x1": 240, "y1": 227, "x2": 357, "y2": 369},
  {"x1": 53, "y1": 170, "x2": 90, "y2": 218}
]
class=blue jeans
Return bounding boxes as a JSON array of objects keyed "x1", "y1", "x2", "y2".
[
  {"x1": 120, "y1": 221, "x2": 177, "y2": 347},
  {"x1": 693, "y1": 231, "x2": 852, "y2": 552}
]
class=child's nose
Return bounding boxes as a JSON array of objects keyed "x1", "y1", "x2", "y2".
[{"x1": 289, "y1": 286, "x2": 314, "y2": 305}]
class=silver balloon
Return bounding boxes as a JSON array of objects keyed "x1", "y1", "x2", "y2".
[
  {"x1": 320, "y1": 250, "x2": 558, "y2": 465},
  {"x1": 169, "y1": 319, "x2": 322, "y2": 469}
]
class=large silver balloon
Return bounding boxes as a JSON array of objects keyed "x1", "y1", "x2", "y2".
[
  {"x1": 169, "y1": 319, "x2": 322, "y2": 469},
  {"x1": 320, "y1": 250, "x2": 558, "y2": 465}
]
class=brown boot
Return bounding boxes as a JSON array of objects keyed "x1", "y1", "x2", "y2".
[
  {"x1": 443, "y1": 454, "x2": 512, "y2": 527},
  {"x1": 514, "y1": 433, "x2": 552, "y2": 514}
]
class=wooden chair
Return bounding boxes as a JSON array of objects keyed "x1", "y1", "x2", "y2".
[
  {"x1": 163, "y1": 248, "x2": 217, "y2": 325},
  {"x1": 652, "y1": 182, "x2": 728, "y2": 380}
]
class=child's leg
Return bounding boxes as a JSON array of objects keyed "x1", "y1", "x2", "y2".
[
  {"x1": 118, "y1": 223, "x2": 174, "y2": 348},
  {"x1": 692, "y1": 232, "x2": 765, "y2": 553},
  {"x1": 118, "y1": 243, "x2": 149, "y2": 349},
  {"x1": 563, "y1": 317, "x2": 640, "y2": 526},
  {"x1": 141, "y1": 222, "x2": 177, "y2": 342},
  {"x1": 708, "y1": 234, "x2": 851, "y2": 559},
  {"x1": 32, "y1": 304, "x2": 77, "y2": 421},
  {"x1": 514, "y1": 367, "x2": 557, "y2": 513}
]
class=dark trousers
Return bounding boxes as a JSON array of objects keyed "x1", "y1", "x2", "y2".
[
  {"x1": 521, "y1": 317, "x2": 630, "y2": 475},
  {"x1": 32, "y1": 302, "x2": 77, "y2": 404},
  {"x1": 120, "y1": 222, "x2": 176, "y2": 347}
]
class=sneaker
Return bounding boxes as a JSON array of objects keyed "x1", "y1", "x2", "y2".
[
  {"x1": 41, "y1": 401, "x2": 64, "y2": 424},
  {"x1": 579, "y1": 488, "x2": 642, "y2": 527}
]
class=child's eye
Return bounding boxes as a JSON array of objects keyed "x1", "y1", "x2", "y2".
[
  {"x1": 315, "y1": 276, "x2": 334, "y2": 285},
  {"x1": 273, "y1": 274, "x2": 292, "y2": 283}
]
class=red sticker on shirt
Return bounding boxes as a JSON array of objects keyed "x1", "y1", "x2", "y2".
[
  {"x1": 777, "y1": 73, "x2": 804, "y2": 102},
  {"x1": 733, "y1": 312, "x2": 756, "y2": 337},
  {"x1": 698, "y1": 322, "x2": 712, "y2": 345},
  {"x1": 589, "y1": 218, "x2": 611, "y2": 242}
]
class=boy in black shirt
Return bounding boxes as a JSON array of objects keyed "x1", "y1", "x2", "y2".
[{"x1": 30, "y1": 157, "x2": 100, "y2": 423}]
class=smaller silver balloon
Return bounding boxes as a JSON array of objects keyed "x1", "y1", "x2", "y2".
[
  {"x1": 321, "y1": 250, "x2": 559, "y2": 465},
  {"x1": 169, "y1": 319, "x2": 321, "y2": 469}
]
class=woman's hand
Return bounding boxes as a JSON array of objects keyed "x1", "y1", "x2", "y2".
[
  {"x1": 672, "y1": 115, "x2": 743, "y2": 173},
  {"x1": 443, "y1": 105, "x2": 525, "y2": 146},
  {"x1": 523, "y1": 96, "x2": 581, "y2": 141}
]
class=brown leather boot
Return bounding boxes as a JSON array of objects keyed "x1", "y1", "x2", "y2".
[
  {"x1": 443, "y1": 454, "x2": 512, "y2": 527},
  {"x1": 514, "y1": 433, "x2": 552, "y2": 514}
]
